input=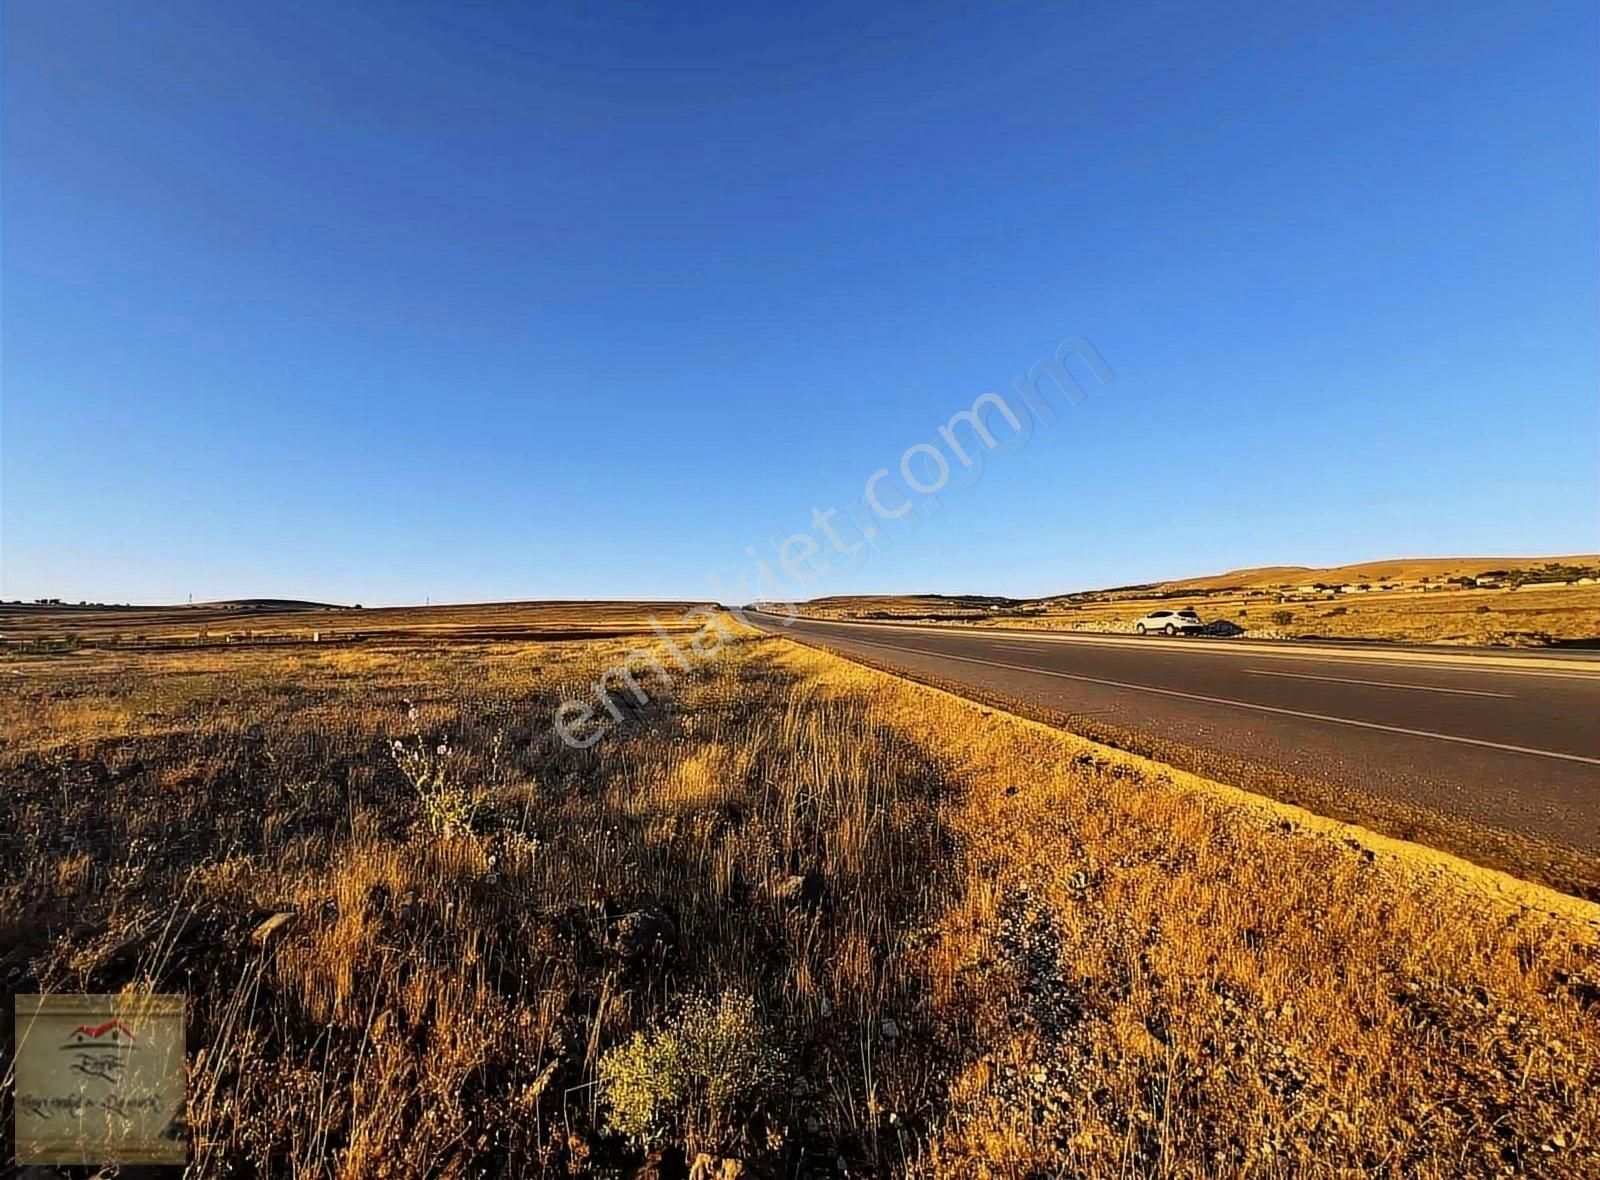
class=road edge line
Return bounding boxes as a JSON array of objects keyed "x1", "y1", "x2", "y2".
[{"x1": 758, "y1": 625, "x2": 1600, "y2": 927}]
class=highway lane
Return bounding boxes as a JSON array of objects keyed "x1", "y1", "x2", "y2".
[{"x1": 749, "y1": 613, "x2": 1600, "y2": 852}]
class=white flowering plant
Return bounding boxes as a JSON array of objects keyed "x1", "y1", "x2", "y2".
[{"x1": 390, "y1": 701, "x2": 478, "y2": 835}]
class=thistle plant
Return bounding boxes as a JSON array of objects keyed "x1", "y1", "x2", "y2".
[{"x1": 390, "y1": 703, "x2": 477, "y2": 835}]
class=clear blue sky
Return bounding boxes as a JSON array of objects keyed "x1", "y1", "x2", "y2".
[{"x1": 4, "y1": 1, "x2": 1595, "y2": 605}]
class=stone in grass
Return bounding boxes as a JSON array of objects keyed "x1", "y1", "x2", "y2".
[
  {"x1": 607, "y1": 908, "x2": 677, "y2": 964},
  {"x1": 251, "y1": 910, "x2": 296, "y2": 946},
  {"x1": 771, "y1": 869, "x2": 825, "y2": 907}
]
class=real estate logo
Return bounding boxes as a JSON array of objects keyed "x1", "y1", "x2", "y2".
[{"x1": 12, "y1": 994, "x2": 187, "y2": 1165}]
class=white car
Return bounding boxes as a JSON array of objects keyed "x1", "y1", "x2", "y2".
[{"x1": 1135, "y1": 608, "x2": 1203, "y2": 636}]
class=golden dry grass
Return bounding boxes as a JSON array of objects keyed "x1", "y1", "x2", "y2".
[{"x1": 2, "y1": 614, "x2": 1597, "y2": 1176}]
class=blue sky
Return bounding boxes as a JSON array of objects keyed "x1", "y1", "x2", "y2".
[{"x1": 4, "y1": 1, "x2": 1595, "y2": 605}]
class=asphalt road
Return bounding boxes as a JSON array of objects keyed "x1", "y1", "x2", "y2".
[{"x1": 749, "y1": 613, "x2": 1600, "y2": 853}]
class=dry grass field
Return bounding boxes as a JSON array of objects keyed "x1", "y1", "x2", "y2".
[
  {"x1": 797, "y1": 556, "x2": 1600, "y2": 647},
  {"x1": 974, "y1": 582, "x2": 1600, "y2": 646},
  {"x1": 0, "y1": 599, "x2": 710, "y2": 649},
  {"x1": 3, "y1": 607, "x2": 1599, "y2": 1176}
]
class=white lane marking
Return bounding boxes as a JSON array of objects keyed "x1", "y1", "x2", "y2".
[
  {"x1": 1243, "y1": 668, "x2": 1513, "y2": 698},
  {"x1": 959, "y1": 631, "x2": 1600, "y2": 680},
  {"x1": 769, "y1": 615, "x2": 1600, "y2": 681},
  {"x1": 825, "y1": 635, "x2": 1600, "y2": 767}
]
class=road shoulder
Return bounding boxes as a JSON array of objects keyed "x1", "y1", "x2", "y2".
[{"x1": 767, "y1": 621, "x2": 1600, "y2": 902}]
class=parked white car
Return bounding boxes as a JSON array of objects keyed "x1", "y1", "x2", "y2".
[{"x1": 1134, "y1": 608, "x2": 1203, "y2": 636}]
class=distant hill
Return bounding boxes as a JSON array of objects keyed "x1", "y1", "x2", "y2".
[
  {"x1": 793, "y1": 557, "x2": 1600, "y2": 609},
  {"x1": 0, "y1": 599, "x2": 717, "y2": 646},
  {"x1": 785, "y1": 554, "x2": 1599, "y2": 647},
  {"x1": 791, "y1": 593, "x2": 1023, "y2": 620},
  {"x1": 211, "y1": 598, "x2": 349, "y2": 610},
  {"x1": 1155, "y1": 555, "x2": 1600, "y2": 593}
]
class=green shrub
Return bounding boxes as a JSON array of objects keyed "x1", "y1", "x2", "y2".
[
  {"x1": 599, "y1": 989, "x2": 782, "y2": 1150},
  {"x1": 1270, "y1": 610, "x2": 1294, "y2": 627}
]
